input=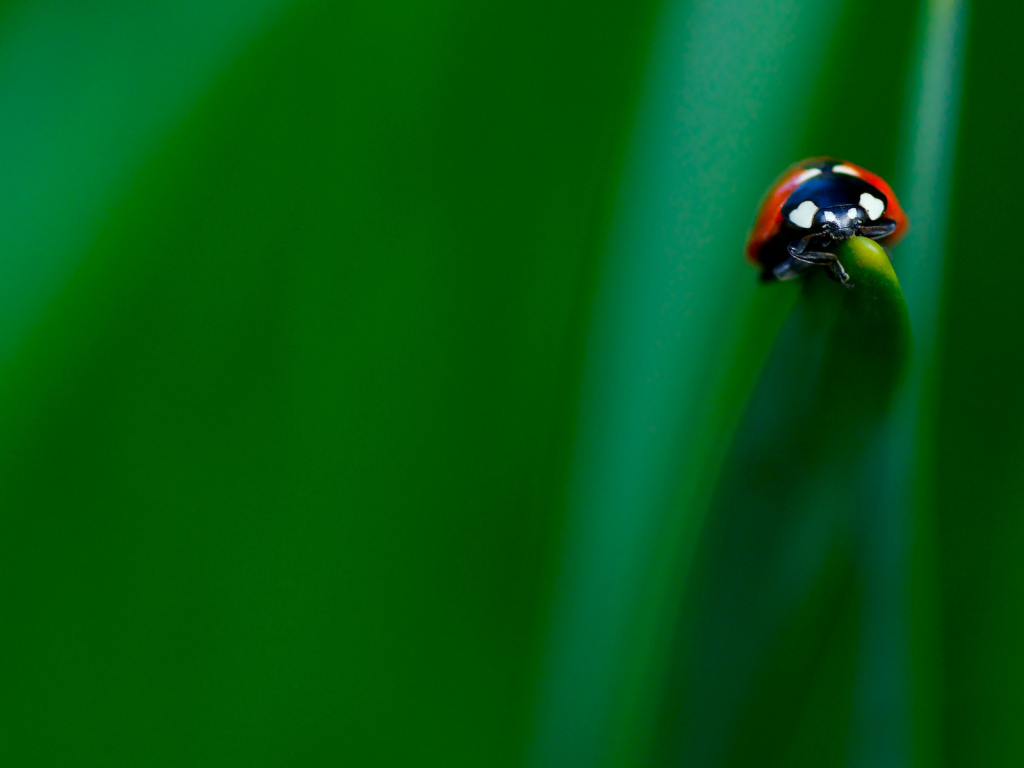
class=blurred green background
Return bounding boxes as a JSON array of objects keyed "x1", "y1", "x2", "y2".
[{"x1": 0, "y1": 0, "x2": 1016, "y2": 765}]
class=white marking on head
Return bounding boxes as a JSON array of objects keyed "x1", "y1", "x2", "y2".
[
  {"x1": 823, "y1": 210, "x2": 837, "y2": 223},
  {"x1": 789, "y1": 200, "x2": 819, "y2": 228},
  {"x1": 832, "y1": 164, "x2": 859, "y2": 176},
  {"x1": 794, "y1": 167, "x2": 822, "y2": 185},
  {"x1": 848, "y1": 208, "x2": 858, "y2": 220},
  {"x1": 859, "y1": 192, "x2": 885, "y2": 220}
]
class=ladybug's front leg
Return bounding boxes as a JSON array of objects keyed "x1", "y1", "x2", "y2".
[
  {"x1": 787, "y1": 240, "x2": 854, "y2": 288},
  {"x1": 824, "y1": 260, "x2": 852, "y2": 286},
  {"x1": 792, "y1": 253, "x2": 852, "y2": 286},
  {"x1": 859, "y1": 219, "x2": 897, "y2": 240},
  {"x1": 787, "y1": 232, "x2": 818, "y2": 257}
]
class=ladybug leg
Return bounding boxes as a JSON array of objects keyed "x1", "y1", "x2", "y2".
[
  {"x1": 859, "y1": 219, "x2": 897, "y2": 240},
  {"x1": 826, "y1": 260, "x2": 853, "y2": 287},
  {"x1": 790, "y1": 250, "x2": 854, "y2": 288},
  {"x1": 787, "y1": 233, "x2": 818, "y2": 257},
  {"x1": 785, "y1": 238, "x2": 853, "y2": 287}
]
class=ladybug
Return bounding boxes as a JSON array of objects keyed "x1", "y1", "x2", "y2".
[{"x1": 746, "y1": 157, "x2": 908, "y2": 287}]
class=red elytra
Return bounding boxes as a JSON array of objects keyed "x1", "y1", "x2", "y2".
[{"x1": 745, "y1": 157, "x2": 908, "y2": 274}]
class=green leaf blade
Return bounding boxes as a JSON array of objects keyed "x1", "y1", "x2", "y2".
[{"x1": 654, "y1": 236, "x2": 911, "y2": 767}]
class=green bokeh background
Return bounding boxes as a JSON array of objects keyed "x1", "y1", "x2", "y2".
[{"x1": 0, "y1": 0, "x2": 1013, "y2": 765}]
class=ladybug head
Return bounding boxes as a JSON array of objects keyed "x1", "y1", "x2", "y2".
[
  {"x1": 811, "y1": 205, "x2": 866, "y2": 241},
  {"x1": 785, "y1": 198, "x2": 872, "y2": 242}
]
